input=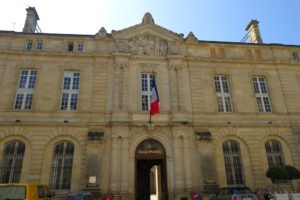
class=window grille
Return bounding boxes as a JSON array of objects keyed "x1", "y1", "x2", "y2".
[
  {"x1": 141, "y1": 73, "x2": 154, "y2": 111},
  {"x1": 265, "y1": 140, "x2": 284, "y2": 167},
  {"x1": 214, "y1": 75, "x2": 233, "y2": 112},
  {"x1": 252, "y1": 76, "x2": 272, "y2": 112},
  {"x1": 60, "y1": 72, "x2": 80, "y2": 110},
  {"x1": 0, "y1": 140, "x2": 25, "y2": 183},
  {"x1": 49, "y1": 141, "x2": 74, "y2": 190},
  {"x1": 14, "y1": 70, "x2": 37, "y2": 110},
  {"x1": 223, "y1": 140, "x2": 244, "y2": 185}
]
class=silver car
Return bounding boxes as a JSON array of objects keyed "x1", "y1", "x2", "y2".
[{"x1": 211, "y1": 186, "x2": 259, "y2": 200}]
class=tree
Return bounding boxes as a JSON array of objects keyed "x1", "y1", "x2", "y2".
[
  {"x1": 266, "y1": 166, "x2": 289, "y2": 188},
  {"x1": 285, "y1": 165, "x2": 300, "y2": 193}
]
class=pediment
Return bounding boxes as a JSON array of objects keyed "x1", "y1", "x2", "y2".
[
  {"x1": 111, "y1": 13, "x2": 185, "y2": 56},
  {"x1": 112, "y1": 23, "x2": 183, "y2": 42}
]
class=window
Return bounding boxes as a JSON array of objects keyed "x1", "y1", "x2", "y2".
[
  {"x1": 77, "y1": 42, "x2": 84, "y2": 52},
  {"x1": 223, "y1": 140, "x2": 244, "y2": 185},
  {"x1": 49, "y1": 141, "x2": 74, "y2": 190},
  {"x1": 252, "y1": 76, "x2": 272, "y2": 112},
  {"x1": 60, "y1": 72, "x2": 80, "y2": 110},
  {"x1": 141, "y1": 73, "x2": 154, "y2": 111},
  {"x1": 25, "y1": 40, "x2": 33, "y2": 51},
  {"x1": 67, "y1": 42, "x2": 74, "y2": 52},
  {"x1": 0, "y1": 140, "x2": 25, "y2": 183},
  {"x1": 292, "y1": 52, "x2": 299, "y2": 61},
  {"x1": 214, "y1": 75, "x2": 233, "y2": 112},
  {"x1": 36, "y1": 41, "x2": 43, "y2": 51},
  {"x1": 265, "y1": 140, "x2": 284, "y2": 167},
  {"x1": 14, "y1": 70, "x2": 37, "y2": 110}
]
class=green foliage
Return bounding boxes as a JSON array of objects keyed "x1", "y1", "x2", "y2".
[
  {"x1": 265, "y1": 165, "x2": 300, "y2": 193},
  {"x1": 284, "y1": 165, "x2": 300, "y2": 192},
  {"x1": 285, "y1": 165, "x2": 300, "y2": 180},
  {"x1": 265, "y1": 166, "x2": 289, "y2": 183}
]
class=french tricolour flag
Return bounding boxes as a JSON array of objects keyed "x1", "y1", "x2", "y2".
[{"x1": 150, "y1": 74, "x2": 160, "y2": 115}]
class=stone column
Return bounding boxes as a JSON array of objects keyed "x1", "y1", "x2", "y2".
[
  {"x1": 110, "y1": 137, "x2": 120, "y2": 193},
  {"x1": 176, "y1": 65, "x2": 185, "y2": 111},
  {"x1": 183, "y1": 136, "x2": 192, "y2": 190},
  {"x1": 113, "y1": 64, "x2": 121, "y2": 111},
  {"x1": 113, "y1": 63, "x2": 128, "y2": 112},
  {"x1": 173, "y1": 136, "x2": 185, "y2": 191},
  {"x1": 121, "y1": 64, "x2": 129, "y2": 111},
  {"x1": 169, "y1": 65, "x2": 179, "y2": 111},
  {"x1": 120, "y1": 136, "x2": 129, "y2": 193}
]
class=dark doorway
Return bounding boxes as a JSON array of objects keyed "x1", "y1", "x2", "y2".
[{"x1": 135, "y1": 139, "x2": 168, "y2": 200}]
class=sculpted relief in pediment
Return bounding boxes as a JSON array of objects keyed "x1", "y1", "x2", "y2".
[{"x1": 116, "y1": 35, "x2": 169, "y2": 56}]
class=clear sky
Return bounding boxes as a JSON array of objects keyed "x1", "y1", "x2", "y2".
[{"x1": 1, "y1": 0, "x2": 300, "y2": 45}]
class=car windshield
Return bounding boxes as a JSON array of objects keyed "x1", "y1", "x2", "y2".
[
  {"x1": 0, "y1": 186, "x2": 26, "y2": 199},
  {"x1": 232, "y1": 188, "x2": 253, "y2": 194},
  {"x1": 68, "y1": 194, "x2": 91, "y2": 200}
]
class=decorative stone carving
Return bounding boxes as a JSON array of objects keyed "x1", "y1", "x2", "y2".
[
  {"x1": 116, "y1": 40, "x2": 129, "y2": 53},
  {"x1": 168, "y1": 42, "x2": 182, "y2": 55},
  {"x1": 127, "y1": 35, "x2": 168, "y2": 56}
]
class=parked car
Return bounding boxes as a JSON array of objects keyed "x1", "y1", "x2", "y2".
[
  {"x1": 65, "y1": 192, "x2": 101, "y2": 200},
  {"x1": 211, "y1": 186, "x2": 260, "y2": 200},
  {"x1": 0, "y1": 183, "x2": 53, "y2": 200}
]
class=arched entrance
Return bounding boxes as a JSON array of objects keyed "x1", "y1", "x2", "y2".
[{"x1": 135, "y1": 139, "x2": 168, "y2": 200}]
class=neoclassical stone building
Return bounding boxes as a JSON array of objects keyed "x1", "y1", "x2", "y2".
[{"x1": 0, "y1": 7, "x2": 300, "y2": 200}]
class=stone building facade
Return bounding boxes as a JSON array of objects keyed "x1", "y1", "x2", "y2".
[{"x1": 0, "y1": 7, "x2": 300, "y2": 200}]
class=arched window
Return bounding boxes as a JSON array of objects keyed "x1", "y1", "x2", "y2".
[
  {"x1": 49, "y1": 141, "x2": 74, "y2": 190},
  {"x1": 0, "y1": 140, "x2": 25, "y2": 183},
  {"x1": 223, "y1": 140, "x2": 244, "y2": 185},
  {"x1": 265, "y1": 140, "x2": 284, "y2": 167}
]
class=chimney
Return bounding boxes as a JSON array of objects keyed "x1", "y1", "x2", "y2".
[
  {"x1": 245, "y1": 20, "x2": 263, "y2": 43},
  {"x1": 22, "y1": 7, "x2": 40, "y2": 33}
]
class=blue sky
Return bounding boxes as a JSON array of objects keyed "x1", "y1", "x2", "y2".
[{"x1": 1, "y1": 0, "x2": 300, "y2": 45}]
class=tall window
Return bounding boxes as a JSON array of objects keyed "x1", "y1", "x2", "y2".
[
  {"x1": 141, "y1": 73, "x2": 154, "y2": 111},
  {"x1": 265, "y1": 140, "x2": 284, "y2": 167},
  {"x1": 60, "y1": 72, "x2": 80, "y2": 110},
  {"x1": 0, "y1": 140, "x2": 25, "y2": 183},
  {"x1": 14, "y1": 70, "x2": 37, "y2": 110},
  {"x1": 49, "y1": 141, "x2": 74, "y2": 190},
  {"x1": 223, "y1": 140, "x2": 244, "y2": 185},
  {"x1": 214, "y1": 75, "x2": 233, "y2": 112},
  {"x1": 252, "y1": 76, "x2": 272, "y2": 112}
]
